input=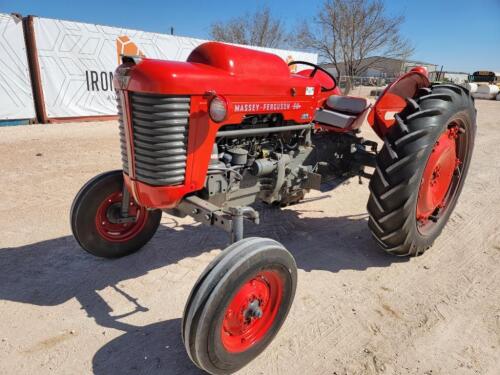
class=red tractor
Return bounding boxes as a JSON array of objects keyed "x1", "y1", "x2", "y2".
[{"x1": 71, "y1": 42, "x2": 476, "y2": 374}]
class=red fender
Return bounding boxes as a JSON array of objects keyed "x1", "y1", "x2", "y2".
[{"x1": 368, "y1": 67, "x2": 430, "y2": 139}]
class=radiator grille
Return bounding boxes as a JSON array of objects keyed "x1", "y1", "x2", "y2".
[
  {"x1": 117, "y1": 98, "x2": 129, "y2": 174},
  {"x1": 118, "y1": 92, "x2": 190, "y2": 186}
]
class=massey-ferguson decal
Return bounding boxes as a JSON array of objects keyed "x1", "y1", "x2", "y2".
[{"x1": 233, "y1": 102, "x2": 303, "y2": 113}]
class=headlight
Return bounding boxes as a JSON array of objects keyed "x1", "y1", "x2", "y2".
[{"x1": 209, "y1": 95, "x2": 228, "y2": 122}]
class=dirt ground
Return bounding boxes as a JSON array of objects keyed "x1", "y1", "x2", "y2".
[{"x1": 1, "y1": 100, "x2": 499, "y2": 375}]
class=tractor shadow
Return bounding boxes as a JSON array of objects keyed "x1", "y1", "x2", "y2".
[
  {"x1": 92, "y1": 318, "x2": 205, "y2": 375},
  {"x1": 249, "y1": 202, "x2": 401, "y2": 273},
  {"x1": 0, "y1": 198, "x2": 403, "y2": 375}
]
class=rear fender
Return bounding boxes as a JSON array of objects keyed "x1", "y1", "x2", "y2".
[{"x1": 368, "y1": 67, "x2": 430, "y2": 139}]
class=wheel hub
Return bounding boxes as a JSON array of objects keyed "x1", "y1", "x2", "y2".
[
  {"x1": 95, "y1": 191, "x2": 149, "y2": 242},
  {"x1": 221, "y1": 271, "x2": 283, "y2": 353},
  {"x1": 417, "y1": 126, "x2": 460, "y2": 223},
  {"x1": 244, "y1": 299, "x2": 263, "y2": 321}
]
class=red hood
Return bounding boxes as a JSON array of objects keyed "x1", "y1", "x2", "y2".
[{"x1": 125, "y1": 42, "x2": 321, "y2": 97}]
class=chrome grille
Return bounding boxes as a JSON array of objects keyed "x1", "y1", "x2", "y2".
[
  {"x1": 118, "y1": 92, "x2": 190, "y2": 186},
  {"x1": 117, "y1": 97, "x2": 129, "y2": 174}
]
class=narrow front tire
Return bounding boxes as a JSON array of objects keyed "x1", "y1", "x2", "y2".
[
  {"x1": 70, "y1": 170, "x2": 162, "y2": 258},
  {"x1": 182, "y1": 237, "x2": 297, "y2": 374}
]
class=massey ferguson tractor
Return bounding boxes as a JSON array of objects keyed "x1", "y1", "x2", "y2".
[{"x1": 70, "y1": 42, "x2": 476, "y2": 374}]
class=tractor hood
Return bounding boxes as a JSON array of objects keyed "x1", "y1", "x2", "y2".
[{"x1": 124, "y1": 42, "x2": 320, "y2": 97}]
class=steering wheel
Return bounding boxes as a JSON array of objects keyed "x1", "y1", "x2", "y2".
[{"x1": 288, "y1": 61, "x2": 337, "y2": 91}]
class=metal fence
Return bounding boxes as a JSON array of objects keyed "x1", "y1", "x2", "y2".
[
  {"x1": 338, "y1": 75, "x2": 396, "y2": 88},
  {"x1": 337, "y1": 76, "x2": 398, "y2": 97}
]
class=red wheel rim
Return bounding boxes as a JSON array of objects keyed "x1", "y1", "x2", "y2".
[
  {"x1": 95, "y1": 191, "x2": 149, "y2": 242},
  {"x1": 416, "y1": 124, "x2": 461, "y2": 230},
  {"x1": 221, "y1": 270, "x2": 284, "y2": 353}
]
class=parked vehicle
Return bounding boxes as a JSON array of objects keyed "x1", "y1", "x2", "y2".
[
  {"x1": 467, "y1": 71, "x2": 500, "y2": 99},
  {"x1": 71, "y1": 42, "x2": 476, "y2": 374}
]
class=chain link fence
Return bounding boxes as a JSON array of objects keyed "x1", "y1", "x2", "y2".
[{"x1": 337, "y1": 75, "x2": 398, "y2": 97}]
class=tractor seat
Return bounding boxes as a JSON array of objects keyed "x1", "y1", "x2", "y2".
[{"x1": 315, "y1": 96, "x2": 371, "y2": 129}]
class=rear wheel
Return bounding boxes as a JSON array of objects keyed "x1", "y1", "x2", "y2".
[
  {"x1": 182, "y1": 237, "x2": 297, "y2": 374},
  {"x1": 70, "y1": 170, "x2": 162, "y2": 258},
  {"x1": 368, "y1": 84, "x2": 476, "y2": 256}
]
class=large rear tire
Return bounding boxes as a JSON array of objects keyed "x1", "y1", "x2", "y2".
[
  {"x1": 70, "y1": 170, "x2": 162, "y2": 258},
  {"x1": 182, "y1": 237, "x2": 297, "y2": 374},
  {"x1": 367, "y1": 84, "x2": 476, "y2": 256}
]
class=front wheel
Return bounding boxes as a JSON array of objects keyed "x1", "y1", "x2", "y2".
[
  {"x1": 70, "y1": 170, "x2": 162, "y2": 258},
  {"x1": 368, "y1": 84, "x2": 476, "y2": 256},
  {"x1": 182, "y1": 237, "x2": 297, "y2": 374}
]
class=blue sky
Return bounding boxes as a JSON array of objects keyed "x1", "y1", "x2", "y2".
[{"x1": 1, "y1": 0, "x2": 499, "y2": 72}]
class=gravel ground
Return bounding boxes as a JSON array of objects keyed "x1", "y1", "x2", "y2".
[{"x1": 0, "y1": 100, "x2": 499, "y2": 375}]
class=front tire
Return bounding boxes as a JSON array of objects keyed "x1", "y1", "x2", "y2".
[
  {"x1": 182, "y1": 237, "x2": 297, "y2": 374},
  {"x1": 70, "y1": 170, "x2": 162, "y2": 258},
  {"x1": 368, "y1": 84, "x2": 476, "y2": 256}
]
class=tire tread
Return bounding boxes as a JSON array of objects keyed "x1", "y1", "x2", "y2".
[{"x1": 367, "y1": 84, "x2": 475, "y2": 256}]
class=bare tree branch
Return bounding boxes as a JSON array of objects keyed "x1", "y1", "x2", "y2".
[
  {"x1": 209, "y1": 7, "x2": 289, "y2": 48},
  {"x1": 295, "y1": 0, "x2": 414, "y2": 90}
]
